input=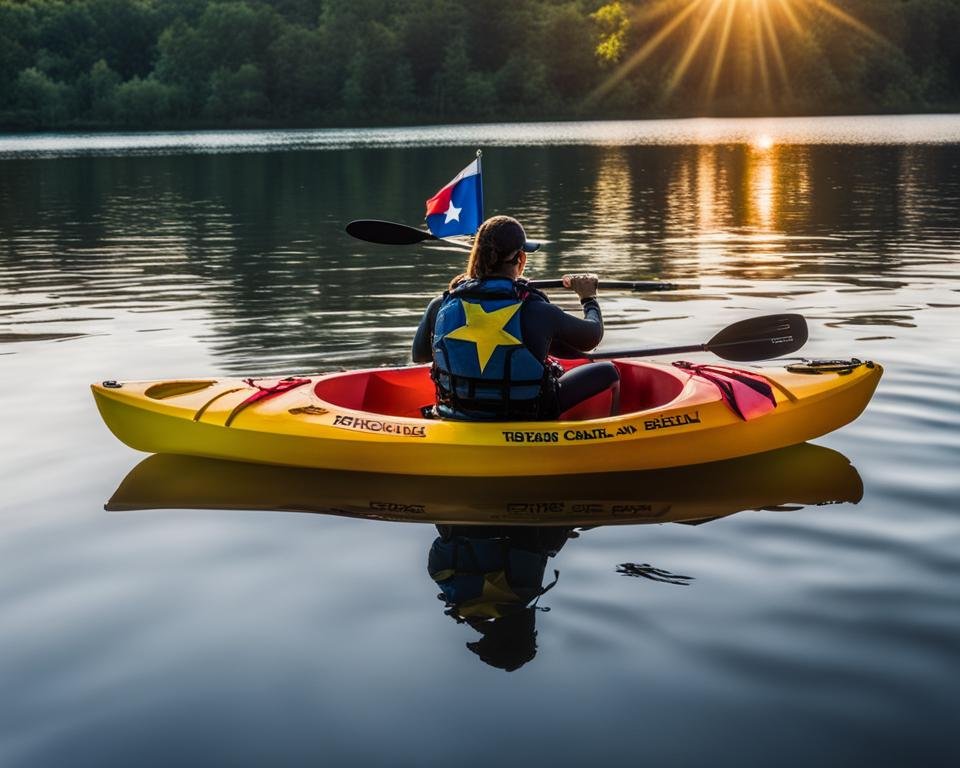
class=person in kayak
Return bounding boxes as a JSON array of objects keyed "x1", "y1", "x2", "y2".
[{"x1": 412, "y1": 215, "x2": 620, "y2": 420}]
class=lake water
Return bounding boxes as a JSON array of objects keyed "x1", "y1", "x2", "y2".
[{"x1": 1, "y1": 116, "x2": 959, "y2": 767}]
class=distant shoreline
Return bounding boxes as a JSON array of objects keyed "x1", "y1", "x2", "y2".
[
  {"x1": 4, "y1": 104, "x2": 960, "y2": 136},
  {"x1": 3, "y1": 114, "x2": 959, "y2": 160}
]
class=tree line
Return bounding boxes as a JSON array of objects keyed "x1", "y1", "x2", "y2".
[{"x1": 1, "y1": 0, "x2": 958, "y2": 130}]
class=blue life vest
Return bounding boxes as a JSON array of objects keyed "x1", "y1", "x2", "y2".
[{"x1": 431, "y1": 278, "x2": 557, "y2": 420}]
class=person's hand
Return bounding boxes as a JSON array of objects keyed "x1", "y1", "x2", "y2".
[{"x1": 562, "y1": 273, "x2": 599, "y2": 300}]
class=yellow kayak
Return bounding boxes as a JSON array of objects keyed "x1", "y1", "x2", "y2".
[
  {"x1": 106, "y1": 443, "x2": 863, "y2": 527},
  {"x1": 91, "y1": 357, "x2": 881, "y2": 476}
]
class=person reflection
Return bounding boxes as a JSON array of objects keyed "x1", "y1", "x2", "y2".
[{"x1": 427, "y1": 525, "x2": 573, "y2": 671}]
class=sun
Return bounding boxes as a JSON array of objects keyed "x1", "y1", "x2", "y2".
[
  {"x1": 589, "y1": 0, "x2": 890, "y2": 110},
  {"x1": 753, "y1": 133, "x2": 774, "y2": 151}
]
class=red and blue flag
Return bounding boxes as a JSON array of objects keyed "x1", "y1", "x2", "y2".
[{"x1": 425, "y1": 156, "x2": 483, "y2": 238}]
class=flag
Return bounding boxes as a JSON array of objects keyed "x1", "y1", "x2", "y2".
[{"x1": 425, "y1": 156, "x2": 483, "y2": 238}]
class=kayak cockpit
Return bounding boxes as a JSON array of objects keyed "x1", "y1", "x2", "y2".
[
  {"x1": 312, "y1": 361, "x2": 686, "y2": 420},
  {"x1": 314, "y1": 366, "x2": 435, "y2": 419}
]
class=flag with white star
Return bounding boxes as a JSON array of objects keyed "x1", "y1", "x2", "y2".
[{"x1": 424, "y1": 156, "x2": 483, "y2": 238}]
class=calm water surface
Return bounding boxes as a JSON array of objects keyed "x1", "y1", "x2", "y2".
[{"x1": 1, "y1": 116, "x2": 959, "y2": 766}]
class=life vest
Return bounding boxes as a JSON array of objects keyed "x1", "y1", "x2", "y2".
[{"x1": 431, "y1": 278, "x2": 558, "y2": 420}]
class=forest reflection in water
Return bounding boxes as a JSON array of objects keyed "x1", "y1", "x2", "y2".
[{"x1": 2, "y1": 140, "x2": 956, "y2": 374}]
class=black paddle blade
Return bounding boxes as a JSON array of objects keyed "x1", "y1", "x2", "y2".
[
  {"x1": 706, "y1": 314, "x2": 808, "y2": 361},
  {"x1": 346, "y1": 219, "x2": 437, "y2": 245}
]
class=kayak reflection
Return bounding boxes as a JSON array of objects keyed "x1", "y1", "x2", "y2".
[
  {"x1": 107, "y1": 442, "x2": 862, "y2": 670},
  {"x1": 107, "y1": 442, "x2": 862, "y2": 526}
]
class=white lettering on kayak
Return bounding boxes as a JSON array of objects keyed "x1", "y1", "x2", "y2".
[{"x1": 332, "y1": 414, "x2": 427, "y2": 438}]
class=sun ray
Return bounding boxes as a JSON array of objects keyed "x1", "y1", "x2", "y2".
[
  {"x1": 705, "y1": 0, "x2": 737, "y2": 103},
  {"x1": 788, "y1": 0, "x2": 814, "y2": 21},
  {"x1": 760, "y1": 0, "x2": 790, "y2": 94},
  {"x1": 775, "y1": 0, "x2": 804, "y2": 35},
  {"x1": 632, "y1": 0, "x2": 691, "y2": 27},
  {"x1": 752, "y1": 1, "x2": 772, "y2": 105},
  {"x1": 589, "y1": 0, "x2": 706, "y2": 104},
  {"x1": 664, "y1": 0, "x2": 725, "y2": 98},
  {"x1": 810, "y1": 0, "x2": 890, "y2": 47},
  {"x1": 586, "y1": 0, "x2": 888, "y2": 113}
]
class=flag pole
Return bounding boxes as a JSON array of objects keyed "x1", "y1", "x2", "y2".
[{"x1": 475, "y1": 148, "x2": 483, "y2": 226}]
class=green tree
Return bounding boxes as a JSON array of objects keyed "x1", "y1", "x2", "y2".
[
  {"x1": 1, "y1": 0, "x2": 959, "y2": 128},
  {"x1": 495, "y1": 53, "x2": 553, "y2": 114},
  {"x1": 400, "y1": 0, "x2": 465, "y2": 96},
  {"x1": 341, "y1": 21, "x2": 415, "y2": 117},
  {"x1": 0, "y1": 1, "x2": 40, "y2": 108},
  {"x1": 114, "y1": 76, "x2": 176, "y2": 126},
  {"x1": 432, "y1": 34, "x2": 476, "y2": 116},
  {"x1": 207, "y1": 63, "x2": 268, "y2": 118},
  {"x1": 193, "y1": 1, "x2": 279, "y2": 72},
  {"x1": 593, "y1": 1, "x2": 629, "y2": 65},
  {"x1": 154, "y1": 20, "x2": 211, "y2": 111},
  {"x1": 33, "y1": 0, "x2": 97, "y2": 81},
  {"x1": 542, "y1": 3, "x2": 599, "y2": 102},
  {"x1": 15, "y1": 66, "x2": 68, "y2": 125},
  {"x1": 88, "y1": 58, "x2": 121, "y2": 120},
  {"x1": 84, "y1": 0, "x2": 162, "y2": 80},
  {"x1": 268, "y1": 24, "x2": 337, "y2": 117}
]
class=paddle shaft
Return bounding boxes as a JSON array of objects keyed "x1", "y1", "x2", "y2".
[
  {"x1": 529, "y1": 279, "x2": 680, "y2": 292},
  {"x1": 587, "y1": 343, "x2": 707, "y2": 360},
  {"x1": 586, "y1": 314, "x2": 808, "y2": 362},
  {"x1": 346, "y1": 220, "x2": 686, "y2": 291}
]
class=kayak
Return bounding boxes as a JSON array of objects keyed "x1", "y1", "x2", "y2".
[
  {"x1": 91, "y1": 357, "x2": 881, "y2": 476},
  {"x1": 106, "y1": 443, "x2": 863, "y2": 527}
]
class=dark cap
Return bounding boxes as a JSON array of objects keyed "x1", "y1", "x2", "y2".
[{"x1": 483, "y1": 215, "x2": 541, "y2": 255}]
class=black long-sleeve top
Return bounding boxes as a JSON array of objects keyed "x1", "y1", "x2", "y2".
[{"x1": 412, "y1": 292, "x2": 603, "y2": 363}]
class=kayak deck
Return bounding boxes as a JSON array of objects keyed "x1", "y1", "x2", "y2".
[{"x1": 91, "y1": 359, "x2": 882, "y2": 476}]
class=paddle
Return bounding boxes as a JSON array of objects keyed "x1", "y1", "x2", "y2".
[
  {"x1": 345, "y1": 219, "x2": 683, "y2": 292},
  {"x1": 346, "y1": 219, "x2": 450, "y2": 246},
  {"x1": 587, "y1": 314, "x2": 808, "y2": 362}
]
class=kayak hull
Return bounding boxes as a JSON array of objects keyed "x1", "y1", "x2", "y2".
[{"x1": 92, "y1": 359, "x2": 882, "y2": 476}]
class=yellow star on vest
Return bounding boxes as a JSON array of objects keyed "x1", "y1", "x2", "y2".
[{"x1": 444, "y1": 300, "x2": 522, "y2": 372}]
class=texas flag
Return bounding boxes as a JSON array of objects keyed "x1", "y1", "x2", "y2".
[{"x1": 424, "y1": 157, "x2": 483, "y2": 238}]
